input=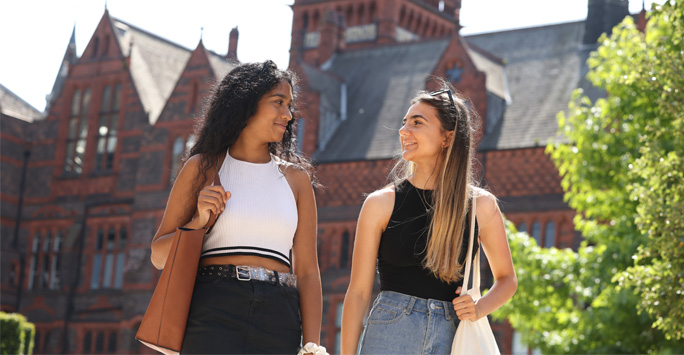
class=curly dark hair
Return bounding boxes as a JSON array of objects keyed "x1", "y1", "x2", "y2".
[{"x1": 180, "y1": 60, "x2": 314, "y2": 200}]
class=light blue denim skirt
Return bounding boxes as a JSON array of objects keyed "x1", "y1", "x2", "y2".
[{"x1": 358, "y1": 291, "x2": 460, "y2": 355}]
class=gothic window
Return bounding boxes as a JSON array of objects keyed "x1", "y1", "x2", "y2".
[
  {"x1": 28, "y1": 233, "x2": 39, "y2": 290},
  {"x1": 102, "y1": 35, "x2": 109, "y2": 57},
  {"x1": 334, "y1": 301, "x2": 344, "y2": 354},
  {"x1": 40, "y1": 231, "x2": 51, "y2": 289},
  {"x1": 517, "y1": 222, "x2": 527, "y2": 233},
  {"x1": 544, "y1": 221, "x2": 556, "y2": 248},
  {"x1": 95, "y1": 84, "x2": 121, "y2": 171},
  {"x1": 90, "y1": 225, "x2": 127, "y2": 289},
  {"x1": 358, "y1": 4, "x2": 366, "y2": 25},
  {"x1": 531, "y1": 221, "x2": 542, "y2": 245},
  {"x1": 64, "y1": 88, "x2": 91, "y2": 174},
  {"x1": 50, "y1": 231, "x2": 62, "y2": 289},
  {"x1": 82, "y1": 331, "x2": 92, "y2": 354},
  {"x1": 170, "y1": 137, "x2": 184, "y2": 183},
  {"x1": 95, "y1": 331, "x2": 105, "y2": 353},
  {"x1": 189, "y1": 81, "x2": 199, "y2": 113},
  {"x1": 369, "y1": 1, "x2": 377, "y2": 22},
  {"x1": 27, "y1": 230, "x2": 62, "y2": 290},
  {"x1": 312, "y1": 10, "x2": 320, "y2": 31},
  {"x1": 296, "y1": 118, "x2": 306, "y2": 152},
  {"x1": 302, "y1": 11, "x2": 309, "y2": 32},
  {"x1": 34, "y1": 328, "x2": 53, "y2": 354},
  {"x1": 170, "y1": 134, "x2": 196, "y2": 184},
  {"x1": 107, "y1": 331, "x2": 118, "y2": 353},
  {"x1": 82, "y1": 329, "x2": 117, "y2": 354},
  {"x1": 92, "y1": 37, "x2": 99, "y2": 58},
  {"x1": 399, "y1": 6, "x2": 406, "y2": 27},
  {"x1": 346, "y1": 5, "x2": 354, "y2": 26}
]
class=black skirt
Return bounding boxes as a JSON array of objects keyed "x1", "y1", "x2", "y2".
[{"x1": 181, "y1": 271, "x2": 302, "y2": 354}]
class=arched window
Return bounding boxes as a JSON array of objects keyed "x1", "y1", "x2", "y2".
[
  {"x1": 95, "y1": 84, "x2": 121, "y2": 171},
  {"x1": 92, "y1": 37, "x2": 99, "y2": 58},
  {"x1": 340, "y1": 231, "x2": 350, "y2": 268},
  {"x1": 82, "y1": 331, "x2": 92, "y2": 354},
  {"x1": 102, "y1": 35, "x2": 109, "y2": 57},
  {"x1": 312, "y1": 10, "x2": 320, "y2": 30},
  {"x1": 64, "y1": 88, "x2": 91, "y2": 174},
  {"x1": 369, "y1": 1, "x2": 377, "y2": 22},
  {"x1": 399, "y1": 6, "x2": 406, "y2": 27},
  {"x1": 302, "y1": 11, "x2": 309, "y2": 32},
  {"x1": 185, "y1": 134, "x2": 196, "y2": 153},
  {"x1": 346, "y1": 5, "x2": 354, "y2": 26},
  {"x1": 170, "y1": 137, "x2": 185, "y2": 183},
  {"x1": 531, "y1": 221, "x2": 542, "y2": 245},
  {"x1": 359, "y1": 4, "x2": 366, "y2": 25},
  {"x1": 189, "y1": 81, "x2": 199, "y2": 113},
  {"x1": 544, "y1": 221, "x2": 556, "y2": 248},
  {"x1": 517, "y1": 222, "x2": 527, "y2": 233}
]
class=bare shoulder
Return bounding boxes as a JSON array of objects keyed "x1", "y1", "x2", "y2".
[
  {"x1": 472, "y1": 187, "x2": 502, "y2": 232},
  {"x1": 473, "y1": 187, "x2": 499, "y2": 212},
  {"x1": 175, "y1": 154, "x2": 202, "y2": 184},
  {"x1": 279, "y1": 163, "x2": 312, "y2": 191},
  {"x1": 360, "y1": 184, "x2": 395, "y2": 227}
]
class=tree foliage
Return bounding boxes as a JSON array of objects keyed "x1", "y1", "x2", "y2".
[{"x1": 492, "y1": 1, "x2": 684, "y2": 352}]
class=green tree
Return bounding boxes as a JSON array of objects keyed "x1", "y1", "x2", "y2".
[{"x1": 492, "y1": 1, "x2": 684, "y2": 352}]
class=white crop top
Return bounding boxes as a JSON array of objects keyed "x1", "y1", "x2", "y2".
[{"x1": 201, "y1": 149, "x2": 298, "y2": 267}]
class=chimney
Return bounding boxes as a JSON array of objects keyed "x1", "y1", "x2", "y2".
[
  {"x1": 318, "y1": 8, "x2": 345, "y2": 65},
  {"x1": 227, "y1": 26, "x2": 239, "y2": 61},
  {"x1": 583, "y1": 0, "x2": 630, "y2": 45},
  {"x1": 376, "y1": 0, "x2": 397, "y2": 44}
]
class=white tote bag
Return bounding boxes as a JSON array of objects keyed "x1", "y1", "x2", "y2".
[{"x1": 450, "y1": 195, "x2": 501, "y2": 355}]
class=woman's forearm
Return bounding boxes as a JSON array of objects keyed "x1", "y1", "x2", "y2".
[
  {"x1": 475, "y1": 274, "x2": 518, "y2": 318},
  {"x1": 297, "y1": 271, "x2": 323, "y2": 345},
  {"x1": 150, "y1": 218, "x2": 205, "y2": 269},
  {"x1": 340, "y1": 290, "x2": 371, "y2": 355}
]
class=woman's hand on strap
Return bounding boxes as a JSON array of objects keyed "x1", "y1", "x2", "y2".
[
  {"x1": 453, "y1": 286, "x2": 481, "y2": 321},
  {"x1": 196, "y1": 185, "x2": 230, "y2": 228}
]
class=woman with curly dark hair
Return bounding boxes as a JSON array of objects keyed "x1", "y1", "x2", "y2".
[{"x1": 150, "y1": 60, "x2": 324, "y2": 354}]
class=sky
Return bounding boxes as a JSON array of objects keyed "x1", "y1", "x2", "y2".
[{"x1": 0, "y1": 0, "x2": 663, "y2": 112}]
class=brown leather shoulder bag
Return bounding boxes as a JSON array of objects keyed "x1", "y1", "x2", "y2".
[{"x1": 136, "y1": 169, "x2": 222, "y2": 355}]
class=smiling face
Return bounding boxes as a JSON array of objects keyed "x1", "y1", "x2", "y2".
[
  {"x1": 241, "y1": 80, "x2": 294, "y2": 144},
  {"x1": 399, "y1": 101, "x2": 453, "y2": 164}
]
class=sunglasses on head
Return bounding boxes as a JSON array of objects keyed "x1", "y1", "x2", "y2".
[{"x1": 429, "y1": 89, "x2": 456, "y2": 108}]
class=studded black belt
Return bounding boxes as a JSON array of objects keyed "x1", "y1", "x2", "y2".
[{"x1": 197, "y1": 264, "x2": 297, "y2": 288}]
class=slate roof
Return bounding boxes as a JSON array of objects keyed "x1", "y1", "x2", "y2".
[
  {"x1": 313, "y1": 39, "x2": 450, "y2": 162},
  {"x1": 0, "y1": 83, "x2": 43, "y2": 122},
  {"x1": 111, "y1": 18, "x2": 192, "y2": 124},
  {"x1": 465, "y1": 21, "x2": 586, "y2": 150},
  {"x1": 207, "y1": 50, "x2": 237, "y2": 81}
]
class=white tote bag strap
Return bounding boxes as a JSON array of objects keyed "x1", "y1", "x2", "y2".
[{"x1": 461, "y1": 192, "x2": 478, "y2": 292}]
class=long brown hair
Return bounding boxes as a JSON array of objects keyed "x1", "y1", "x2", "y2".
[{"x1": 390, "y1": 80, "x2": 479, "y2": 282}]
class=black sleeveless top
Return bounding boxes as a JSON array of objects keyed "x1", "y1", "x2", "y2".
[{"x1": 377, "y1": 179, "x2": 478, "y2": 301}]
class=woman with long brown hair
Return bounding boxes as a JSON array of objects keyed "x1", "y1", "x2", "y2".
[
  {"x1": 340, "y1": 81, "x2": 517, "y2": 354},
  {"x1": 150, "y1": 60, "x2": 324, "y2": 354}
]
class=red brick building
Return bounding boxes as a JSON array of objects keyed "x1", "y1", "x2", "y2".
[{"x1": 1, "y1": 1, "x2": 643, "y2": 353}]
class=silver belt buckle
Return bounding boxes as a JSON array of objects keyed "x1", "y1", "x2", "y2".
[{"x1": 236, "y1": 266, "x2": 251, "y2": 281}]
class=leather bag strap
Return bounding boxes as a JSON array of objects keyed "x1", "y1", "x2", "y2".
[
  {"x1": 203, "y1": 158, "x2": 223, "y2": 233},
  {"x1": 461, "y1": 192, "x2": 478, "y2": 292}
]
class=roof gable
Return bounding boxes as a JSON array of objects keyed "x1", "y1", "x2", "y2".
[
  {"x1": 314, "y1": 39, "x2": 450, "y2": 162},
  {"x1": 0, "y1": 83, "x2": 42, "y2": 122},
  {"x1": 466, "y1": 21, "x2": 586, "y2": 150},
  {"x1": 111, "y1": 17, "x2": 192, "y2": 124}
]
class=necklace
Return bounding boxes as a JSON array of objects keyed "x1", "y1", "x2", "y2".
[{"x1": 413, "y1": 182, "x2": 433, "y2": 214}]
